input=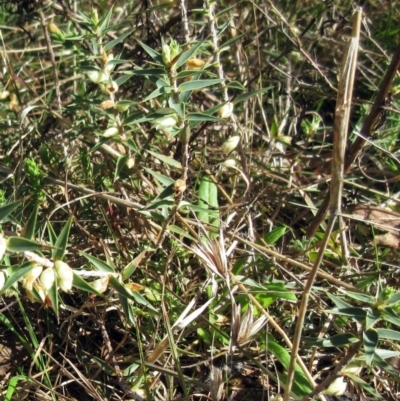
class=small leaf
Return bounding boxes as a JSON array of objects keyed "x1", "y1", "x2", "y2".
[
  {"x1": 104, "y1": 30, "x2": 133, "y2": 51},
  {"x1": 302, "y1": 333, "x2": 359, "y2": 347},
  {"x1": 22, "y1": 204, "x2": 38, "y2": 240},
  {"x1": 345, "y1": 374, "x2": 386, "y2": 401},
  {"x1": 382, "y1": 307, "x2": 400, "y2": 327},
  {"x1": 114, "y1": 155, "x2": 129, "y2": 182},
  {"x1": 52, "y1": 216, "x2": 73, "y2": 260},
  {"x1": 325, "y1": 307, "x2": 366, "y2": 322},
  {"x1": 363, "y1": 329, "x2": 378, "y2": 366},
  {"x1": 385, "y1": 291, "x2": 400, "y2": 306},
  {"x1": 264, "y1": 226, "x2": 287, "y2": 245},
  {"x1": 179, "y1": 79, "x2": 224, "y2": 92},
  {"x1": 326, "y1": 293, "x2": 354, "y2": 309},
  {"x1": 135, "y1": 39, "x2": 163, "y2": 64},
  {"x1": 365, "y1": 307, "x2": 381, "y2": 330},
  {"x1": 0, "y1": 262, "x2": 36, "y2": 295},
  {"x1": 6, "y1": 237, "x2": 42, "y2": 252},
  {"x1": 0, "y1": 200, "x2": 21, "y2": 222},
  {"x1": 80, "y1": 251, "x2": 115, "y2": 272},
  {"x1": 147, "y1": 150, "x2": 182, "y2": 169},
  {"x1": 109, "y1": 276, "x2": 157, "y2": 312},
  {"x1": 187, "y1": 113, "x2": 225, "y2": 123},
  {"x1": 174, "y1": 40, "x2": 204, "y2": 70},
  {"x1": 376, "y1": 328, "x2": 400, "y2": 341},
  {"x1": 72, "y1": 273, "x2": 103, "y2": 296},
  {"x1": 232, "y1": 87, "x2": 271, "y2": 105}
]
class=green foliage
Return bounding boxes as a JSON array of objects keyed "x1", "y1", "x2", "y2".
[{"x1": 0, "y1": 1, "x2": 399, "y2": 400}]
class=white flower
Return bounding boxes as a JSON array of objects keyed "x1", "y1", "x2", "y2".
[
  {"x1": 0, "y1": 90, "x2": 10, "y2": 100},
  {"x1": 86, "y1": 70, "x2": 108, "y2": 84},
  {"x1": 221, "y1": 136, "x2": 240, "y2": 154},
  {"x1": 324, "y1": 377, "x2": 347, "y2": 396},
  {"x1": 103, "y1": 127, "x2": 119, "y2": 137},
  {"x1": 91, "y1": 276, "x2": 109, "y2": 293},
  {"x1": 218, "y1": 102, "x2": 234, "y2": 118},
  {"x1": 22, "y1": 264, "x2": 43, "y2": 291},
  {"x1": 40, "y1": 267, "x2": 55, "y2": 292},
  {"x1": 152, "y1": 115, "x2": 177, "y2": 130},
  {"x1": 54, "y1": 260, "x2": 73, "y2": 292}
]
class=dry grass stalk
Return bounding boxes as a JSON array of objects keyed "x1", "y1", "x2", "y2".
[{"x1": 283, "y1": 8, "x2": 362, "y2": 401}]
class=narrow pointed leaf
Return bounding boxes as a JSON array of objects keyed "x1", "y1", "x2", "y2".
[
  {"x1": 0, "y1": 200, "x2": 21, "y2": 221},
  {"x1": 363, "y1": 329, "x2": 378, "y2": 366},
  {"x1": 52, "y1": 216, "x2": 73, "y2": 260}
]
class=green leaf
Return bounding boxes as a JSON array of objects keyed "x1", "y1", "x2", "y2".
[
  {"x1": 382, "y1": 307, "x2": 400, "y2": 327},
  {"x1": 325, "y1": 307, "x2": 366, "y2": 322},
  {"x1": 135, "y1": 39, "x2": 163, "y2": 64},
  {"x1": 143, "y1": 168, "x2": 174, "y2": 187},
  {"x1": 46, "y1": 278, "x2": 59, "y2": 316},
  {"x1": 232, "y1": 87, "x2": 272, "y2": 105},
  {"x1": 6, "y1": 237, "x2": 42, "y2": 252},
  {"x1": 302, "y1": 333, "x2": 358, "y2": 347},
  {"x1": 376, "y1": 328, "x2": 400, "y2": 341},
  {"x1": 0, "y1": 200, "x2": 21, "y2": 221},
  {"x1": 267, "y1": 338, "x2": 313, "y2": 397},
  {"x1": 22, "y1": 204, "x2": 38, "y2": 240},
  {"x1": 80, "y1": 251, "x2": 115, "y2": 272},
  {"x1": 104, "y1": 30, "x2": 133, "y2": 52},
  {"x1": 52, "y1": 216, "x2": 73, "y2": 260},
  {"x1": 227, "y1": 81, "x2": 245, "y2": 90},
  {"x1": 186, "y1": 112, "x2": 225, "y2": 122},
  {"x1": 219, "y1": 32, "x2": 247, "y2": 51},
  {"x1": 385, "y1": 291, "x2": 400, "y2": 306},
  {"x1": 345, "y1": 374, "x2": 386, "y2": 401},
  {"x1": 146, "y1": 150, "x2": 182, "y2": 169},
  {"x1": 326, "y1": 293, "x2": 354, "y2": 309},
  {"x1": 127, "y1": 68, "x2": 166, "y2": 76},
  {"x1": 365, "y1": 307, "x2": 381, "y2": 330},
  {"x1": 174, "y1": 40, "x2": 204, "y2": 69},
  {"x1": 363, "y1": 329, "x2": 378, "y2": 366},
  {"x1": 109, "y1": 276, "x2": 158, "y2": 312},
  {"x1": 167, "y1": 225, "x2": 196, "y2": 241},
  {"x1": 114, "y1": 155, "x2": 129, "y2": 182},
  {"x1": 72, "y1": 273, "x2": 103, "y2": 296},
  {"x1": 118, "y1": 293, "x2": 136, "y2": 326},
  {"x1": 264, "y1": 226, "x2": 287, "y2": 245},
  {"x1": 178, "y1": 78, "x2": 224, "y2": 92},
  {"x1": 0, "y1": 261, "x2": 36, "y2": 295},
  {"x1": 344, "y1": 290, "x2": 375, "y2": 304}
]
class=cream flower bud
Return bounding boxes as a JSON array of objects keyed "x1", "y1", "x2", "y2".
[
  {"x1": 324, "y1": 377, "x2": 347, "y2": 396},
  {"x1": 0, "y1": 90, "x2": 10, "y2": 100},
  {"x1": 105, "y1": 54, "x2": 114, "y2": 75},
  {"x1": 22, "y1": 264, "x2": 43, "y2": 291},
  {"x1": 162, "y1": 41, "x2": 171, "y2": 66},
  {"x1": 0, "y1": 271, "x2": 5, "y2": 290},
  {"x1": 0, "y1": 235, "x2": 6, "y2": 261},
  {"x1": 152, "y1": 115, "x2": 177, "y2": 130},
  {"x1": 221, "y1": 135, "x2": 240, "y2": 154},
  {"x1": 54, "y1": 260, "x2": 73, "y2": 292},
  {"x1": 40, "y1": 267, "x2": 55, "y2": 292},
  {"x1": 218, "y1": 102, "x2": 234, "y2": 119},
  {"x1": 91, "y1": 276, "x2": 109, "y2": 293},
  {"x1": 99, "y1": 80, "x2": 118, "y2": 94},
  {"x1": 222, "y1": 159, "x2": 237, "y2": 168},
  {"x1": 103, "y1": 126, "x2": 119, "y2": 137},
  {"x1": 86, "y1": 70, "x2": 108, "y2": 84}
]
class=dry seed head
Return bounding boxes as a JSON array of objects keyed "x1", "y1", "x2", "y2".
[
  {"x1": 91, "y1": 276, "x2": 110, "y2": 293},
  {"x1": 210, "y1": 366, "x2": 224, "y2": 401},
  {"x1": 324, "y1": 377, "x2": 347, "y2": 396},
  {"x1": 221, "y1": 135, "x2": 240, "y2": 155}
]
